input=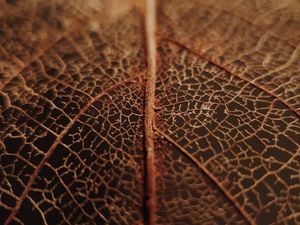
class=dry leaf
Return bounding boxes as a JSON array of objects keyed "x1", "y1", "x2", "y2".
[{"x1": 0, "y1": 0, "x2": 299, "y2": 224}]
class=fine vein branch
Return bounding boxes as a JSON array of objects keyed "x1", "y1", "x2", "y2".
[
  {"x1": 3, "y1": 77, "x2": 139, "y2": 225},
  {"x1": 154, "y1": 127, "x2": 255, "y2": 225},
  {"x1": 144, "y1": 0, "x2": 157, "y2": 224}
]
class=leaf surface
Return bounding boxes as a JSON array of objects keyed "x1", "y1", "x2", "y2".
[{"x1": 0, "y1": 0, "x2": 299, "y2": 224}]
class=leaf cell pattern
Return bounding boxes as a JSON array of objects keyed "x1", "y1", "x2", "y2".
[
  {"x1": 0, "y1": 0, "x2": 300, "y2": 225},
  {"x1": 158, "y1": 0, "x2": 300, "y2": 115},
  {"x1": 154, "y1": 42, "x2": 300, "y2": 225},
  {"x1": 1, "y1": 2, "x2": 146, "y2": 225}
]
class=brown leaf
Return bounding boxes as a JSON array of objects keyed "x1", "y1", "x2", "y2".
[{"x1": 0, "y1": 0, "x2": 299, "y2": 224}]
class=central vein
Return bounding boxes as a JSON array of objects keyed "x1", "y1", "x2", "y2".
[{"x1": 144, "y1": 0, "x2": 157, "y2": 224}]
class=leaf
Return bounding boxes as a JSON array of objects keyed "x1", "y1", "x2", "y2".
[{"x1": 0, "y1": 0, "x2": 299, "y2": 225}]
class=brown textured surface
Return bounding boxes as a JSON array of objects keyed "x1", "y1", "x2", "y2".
[
  {"x1": 0, "y1": 0, "x2": 299, "y2": 224},
  {"x1": 154, "y1": 42, "x2": 300, "y2": 225},
  {"x1": 158, "y1": 0, "x2": 300, "y2": 116},
  {"x1": 154, "y1": 134, "x2": 246, "y2": 225}
]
